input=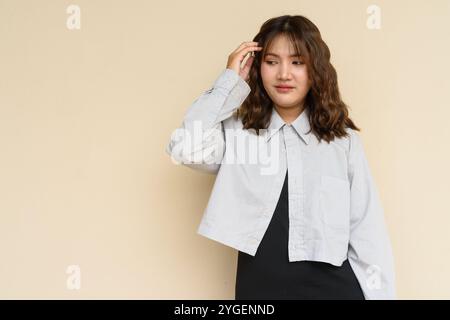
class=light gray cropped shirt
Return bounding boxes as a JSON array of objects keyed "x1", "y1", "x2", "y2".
[{"x1": 165, "y1": 68, "x2": 397, "y2": 300}]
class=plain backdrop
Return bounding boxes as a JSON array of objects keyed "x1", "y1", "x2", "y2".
[{"x1": 1, "y1": 0, "x2": 449, "y2": 299}]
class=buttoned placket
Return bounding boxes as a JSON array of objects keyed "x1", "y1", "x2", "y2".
[{"x1": 282, "y1": 124, "x2": 307, "y2": 261}]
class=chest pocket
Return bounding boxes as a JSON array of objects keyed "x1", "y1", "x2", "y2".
[{"x1": 319, "y1": 175, "x2": 350, "y2": 230}]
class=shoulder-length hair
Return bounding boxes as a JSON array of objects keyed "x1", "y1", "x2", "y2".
[{"x1": 235, "y1": 15, "x2": 361, "y2": 143}]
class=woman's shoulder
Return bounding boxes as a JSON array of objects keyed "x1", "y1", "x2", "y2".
[
  {"x1": 325, "y1": 127, "x2": 360, "y2": 157},
  {"x1": 337, "y1": 127, "x2": 366, "y2": 159}
]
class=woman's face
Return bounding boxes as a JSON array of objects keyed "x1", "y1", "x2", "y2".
[{"x1": 260, "y1": 35, "x2": 312, "y2": 112}]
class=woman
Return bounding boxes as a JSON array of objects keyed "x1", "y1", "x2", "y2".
[{"x1": 166, "y1": 15, "x2": 396, "y2": 300}]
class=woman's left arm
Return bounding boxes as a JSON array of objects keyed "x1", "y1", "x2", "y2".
[{"x1": 346, "y1": 130, "x2": 397, "y2": 300}]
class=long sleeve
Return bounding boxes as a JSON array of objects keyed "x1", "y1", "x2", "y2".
[
  {"x1": 165, "y1": 68, "x2": 251, "y2": 174},
  {"x1": 346, "y1": 130, "x2": 397, "y2": 299}
]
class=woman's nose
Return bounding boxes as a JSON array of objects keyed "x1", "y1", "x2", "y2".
[{"x1": 277, "y1": 63, "x2": 292, "y2": 79}]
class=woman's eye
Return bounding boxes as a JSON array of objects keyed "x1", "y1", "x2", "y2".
[{"x1": 265, "y1": 60, "x2": 304, "y2": 65}]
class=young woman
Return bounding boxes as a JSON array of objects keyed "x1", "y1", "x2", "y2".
[{"x1": 166, "y1": 15, "x2": 396, "y2": 300}]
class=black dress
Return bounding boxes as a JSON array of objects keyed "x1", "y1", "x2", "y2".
[{"x1": 235, "y1": 170, "x2": 365, "y2": 300}]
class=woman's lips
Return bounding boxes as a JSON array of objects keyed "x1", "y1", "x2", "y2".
[{"x1": 275, "y1": 86, "x2": 294, "y2": 93}]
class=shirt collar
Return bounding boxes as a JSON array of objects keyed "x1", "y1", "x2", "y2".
[{"x1": 264, "y1": 106, "x2": 311, "y2": 145}]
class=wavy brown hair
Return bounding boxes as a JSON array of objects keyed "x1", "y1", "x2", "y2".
[{"x1": 235, "y1": 15, "x2": 360, "y2": 143}]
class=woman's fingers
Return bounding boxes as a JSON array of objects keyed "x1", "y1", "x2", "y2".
[
  {"x1": 226, "y1": 41, "x2": 262, "y2": 77},
  {"x1": 241, "y1": 55, "x2": 254, "y2": 82},
  {"x1": 235, "y1": 41, "x2": 259, "y2": 52},
  {"x1": 235, "y1": 42, "x2": 262, "y2": 58}
]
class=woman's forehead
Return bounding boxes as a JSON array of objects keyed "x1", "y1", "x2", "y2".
[{"x1": 265, "y1": 35, "x2": 302, "y2": 56}]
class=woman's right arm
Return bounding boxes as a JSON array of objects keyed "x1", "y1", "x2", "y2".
[
  {"x1": 165, "y1": 68, "x2": 250, "y2": 174},
  {"x1": 165, "y1": 42, "x2": 262, "y2": 175}
]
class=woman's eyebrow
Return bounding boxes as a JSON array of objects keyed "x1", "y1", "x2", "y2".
[{"x1": 264, "y1": 53, "x2": 302, "y2": 57}]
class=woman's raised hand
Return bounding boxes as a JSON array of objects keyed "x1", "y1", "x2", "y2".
[{"x1": 226, "y1": 41, "x2": 263, "y2": 82}]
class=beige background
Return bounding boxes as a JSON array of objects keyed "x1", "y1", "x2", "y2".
[{"x1": 0, "y1": 0, "x2": 449, "y2": 299}]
